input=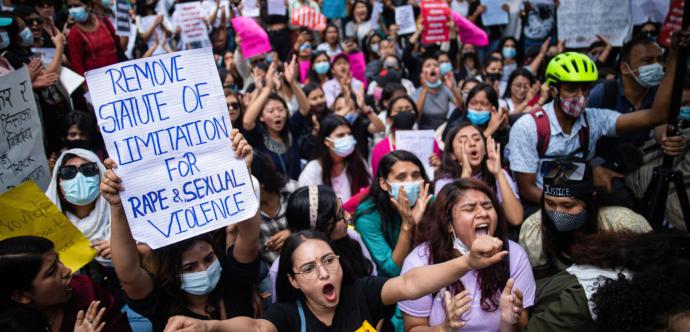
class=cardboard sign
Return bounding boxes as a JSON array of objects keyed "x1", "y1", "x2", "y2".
[
  {"x1": 173, "y1": 1, "x2": 212, "y2": 50},
  {"x1": 557, "y1": 0, "x2": 632, "y2": 48},
  {"x1": 658, "y1": 0, "x2": 684, "y2": 48},
  {"x1": 396, "y1": 5, "x2": 417, "y2": 35},
  {"x1": 480, "y1": 0, "x2": 508, "y2": 26},
  {"x1": 291, "y1": 6, "x2": 327, "y2": 31},
  {"x1": 0, "y1": 181, "x2": 96, "y2": 271},
  {"x1": 85, "y1": 48, "x2": 258, "y2": 249},
  {"x1": 0, "y1": 66, "x2": 50, "y2": 194},
  {"x1": 322, "y1": 0, "x2": 345, "y2": 19},
  {"x1": 395, "y1": 130, "x2": 435, "y2": 178},
  {"x1": 452, "y1": 11, "x2": 488, "y2": 46},
  {"x1": 231, "y1": 17, "x2": 272, "y2": 58},
  {"x1": 421, "y1": 0, "x2": 450, "y2": 43}
]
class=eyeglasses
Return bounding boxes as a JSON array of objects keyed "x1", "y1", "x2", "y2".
[
  {"x1": 293, "y1": 254, "x2": 340, "y2": 280},
  {"x1": 58, "y1": 162, "x2": 99, "y2": 179},
  {"x1": 25, "y1": 17, "x2": 43, "y2": 25},
  {"x1": 227, "y1": 102, "x2": 240, "y2": 110},
  {"x1": 539, "y1": 160, "x2": 585, "y2": 181}
]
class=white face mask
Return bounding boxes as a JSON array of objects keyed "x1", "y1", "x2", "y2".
[
  {"x1": 450, "y1": 226, "x2": 470, "y2": 255},
  {"x1": 626, "y1": 62, "x2": 663, "y2": 88},
  {"x1": 180, "y1": 258, "x2": 222, "y2": 295}
]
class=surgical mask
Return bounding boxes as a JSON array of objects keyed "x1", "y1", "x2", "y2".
[
  {"x1": 343, "y1": 112, "x2": 357, "y2": 124},
  {"x1": 370, "y1": 43, "x2": 379, "y2": 53},
  {"x1": 328, "y1": 135, "x2": 357, "y2": 157},
  {"x1": 180, "y1": 259, "x2": 222, "y2": 296},
  {"x1": 102, "y1": 0, "x2": 111, "y2": 8},
  {"x1": 439, "y1": 62, "x2": 452, "y2": 75},
  {"x1": 392, "y1": 111, "x2": 416, "y2": 130},
  {"x1": 680, "y1": 106, "x2": 690, "y2": 121},
  {"x1": 69, "y1": 6, "x2": 89, "y2": 23},
  {"x1": 0, "y1": 31, "x2": 9, "y2": 49},
  {"x1": 628, "y1": 62, "x2": 663, "y2": 88},
  {"x1": 387, "y1": 181, "x2": 421, "y2": 207},
  {"x1": 466, "y1": 108, "x2": 491, "y2": 126},
  {"x1": 559, "y1": 95, "x2": 587, "y2": 118},
  {"x1": 19, "y1": 27, "x2": 33, "y2": 46},
  {"x1": 314, "y1": 62, "x2": 330, "y2": 75},
  {"x1": 265, "y1": 54, "x2": 273, "y2": 64},
  {"x1": 59, "y1": 172, "x2": 100, "y2": 206},
  {"x1": 546, "y1": 210, "x2": 588, "y2": 232},
  {"x1": 426, "y1": 79, "x2": 442, "y2": 89},
  {"x1": 502, "y1": 47, "x2": 516, "y2": 59},
  {"x1": 451, "y1": 227, "x2": 470, "y2": 255}
]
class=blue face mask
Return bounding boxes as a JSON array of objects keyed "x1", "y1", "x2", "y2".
[
  {"x1": 502, "y1": 47, "x2": 516, "y2": 59},
  {"x1": 343, "y1": 112, "x2": 357, "y2": 124},
  {"x1": 466, "y1": 108, "x2": 491, "y2": 126},
  {"x1": 60, "y1": 172, "x2": 100, "y2": 205},
  {"x1": 265, "y1": 54, "x2": 273, "y2": 64},
  {"x1": 387, "y1": 181, "x2": 421, "y2": 207},
  {"x1": 19, "y1": 27, "x2": 33, "y2": 46},
  {"x1": 314, "y1": 61, "x2": 330, "y2": 75},
  {"x1": 426, "y1": 79, "x2": 442, "y2": 89},
  {"x1": 679, "y1": 106, "x2": 690, "y2": 121},
  {"x1": 180, "y1": 259, "x2": 222, "y2": 295},
  {"x1": 69, "y1": 6, "x2": 89, "y2": 23},
  {"x1": 439, "y1": 62, "x2": 453, "y2": 75},
  {"x1": 328, "y1": 135, "x2": 357, "y2": 157},
  {"x1": 0, "y1": 31, "x2": 9, "y2": 49}
]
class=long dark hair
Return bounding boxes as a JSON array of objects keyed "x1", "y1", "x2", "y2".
[
  {"x1": 275, "y1": 230, "x2": 334, "y2": 302},
  {"x1": 417, "y1": 179, "x2": 509, "y2": 311},
  {"x1": 260, "y1": 93, "x2": 292, "y2": 145},
  {"x1": 355, "y1": 150, "x2": 430, "y2": 247},
  {"x1": 251, "y1": 150, "x2": 287, "y2": 195},
  {"x1": 306, "y1": 51, "x2": 331, "y2": 84},
  {"x1": 316, "y1": 115, "x2": 370, "y2": 194},
  {"x1": 285, "y1": 186, "x2": 373, "y2": 280},
  {"x1": 224, "y1": 89, "x2": 245, "y2": 129},
  {"x1": 0, "y1": 236, "x2": 55, "y2": 311},
  {"x1": 439, "y1": 123, "x2": 496, "y2": 193},
  {"x1": 538, "y1": 168, "x2": 600, "y2": 276},
  {"x1": 462, "y1": 83, "x2": 499, "y2": 131},
  {"x1": 502, "y1": 67, "x2": 535, "y2": 99},
  {"x1": 152, "y1": 234, "x2": 226, "y2": 317}
]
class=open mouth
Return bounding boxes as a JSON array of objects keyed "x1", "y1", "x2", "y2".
[
  {"x1": 469, "y1": 150, "x2": 481, "y2": 160},
  {"x1": 323, "y1": 283, "x2": 337, "y2": 303},
  {"x1": 475, "y1": 223, "x2": 489, "y2": 236}
]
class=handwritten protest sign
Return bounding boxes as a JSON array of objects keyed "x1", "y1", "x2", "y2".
[
  {"x1": 348, "y1": 52, "x2": 367, "y2": 89},
  {"x1": 173, "y1": 2, "x2": 211, "y2": 50},
  {"x1": 557, "y1": 0, "x2": 631, "y2": 48},
  {"x1": 291, "y1": 6, "x2": 327, "y2": 31},
  {"x1": 395, "y1": 130, "x2": 435, "y2": 178},
  {"x1": 115, "y1": 0, "x2": 131, "y2": 36},
  {"x1": 480, "y1": 0, "x2": 508, "y2": 26},
  {"x1": 632, "y1": 0, "x2": 669, "y2": 25},
  {"x1": 452, "y1": 12, "x2": 488, "y2": 46},
  {"x1": 85, "y1": 48, "x2": 258, "y2": 249},
  {"x1": 0, "y1": 181, "x2": 96, "y2": 271},
  {"x1": 231, "y1": 17, "x2": 272, "y2": 58},
  {"x1": 421, "y1": 0, "x2": 450, "y2": 43},
  {"x1": 0, "y1": 67, "x2": 50, "y2": 194},
  {"x1": 658, "y1": 0, "x2": 684, "y2": 48},
  {"x1": 396, "y1": 5, "x2": 417, "y2": 35},
  {"x1": 322, "y1": 0, "x2": 345, "y2": 18},
  {"x1": 268, "y1": 0, "x2": 287, "y2": 16}
]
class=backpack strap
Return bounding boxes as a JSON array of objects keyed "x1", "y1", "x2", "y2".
[
  {"x1": 578, "y1": 112, "x2": 590, "y2": 157},
  {"x1": 529, "y1": 107, "x2": 551, "y2": 158},
  {"x1": 601, "y1": 80, "x2": 618, "y2": 110}
]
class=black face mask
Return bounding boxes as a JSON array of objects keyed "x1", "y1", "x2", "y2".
[
  {"x1": 392, "y1": 111, "x2": 416, "y2": 130},
  {"x1": 63, "y1": 139, "x2": 92, "y2": 151},
  {"x1": 484, "y1": 72, "x2": 502, "y2": 82},
  {"x1": 311, "y1": 103, "x2": 327, "y2": 115}
]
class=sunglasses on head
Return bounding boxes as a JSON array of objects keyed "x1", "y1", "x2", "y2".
[
  {"x1": 59, "y1": 162, "x2": 99, "y2": 179},
  {"x1": 539, "y1": 160, "x2": 585, "y2": 182}
]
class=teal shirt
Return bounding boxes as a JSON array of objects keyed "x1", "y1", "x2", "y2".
[{"x1": 354, "y1": 197, "x2": 402, "y2": 277}]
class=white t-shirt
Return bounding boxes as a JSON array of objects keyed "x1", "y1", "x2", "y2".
[{"x1": 298, "y1": 160, "x2": 353, "y2": 201}]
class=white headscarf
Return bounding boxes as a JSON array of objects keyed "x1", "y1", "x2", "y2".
[{"x1": 45, "y1": 148, "x2": 111, "y2": 266}]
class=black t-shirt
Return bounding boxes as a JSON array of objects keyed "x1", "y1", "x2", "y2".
[
  {"x1": 262, "y1": 276, "x2": 394, "y2": 332},
  {"x1": 126, "y1": 246, "x2": 260, "y2": 332}
]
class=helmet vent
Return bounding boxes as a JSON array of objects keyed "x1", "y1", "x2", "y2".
[
  {"x1": 571, "y1": 59, "x2": 580, "y2": 72},
  {"x1": 560, "y1": 64, "x2": 570, "y2": 73}
]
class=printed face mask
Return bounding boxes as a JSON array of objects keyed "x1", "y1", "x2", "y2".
[
  {"x1": 60, "y1": 172, "x2": 100, "y2": 206},
  {"x1": 466, "y1": 108, "x2": 491, "y2": 125},
  {"x1": 387, "y1": 181, "x2": 421, "y2": 206},
  {"x1": 559, "y1": 95, "x2": 587, "y2": 118},
  {"x1": 546, "y1": 210, "x2": 588, "y2": 232},
  {"x1": 180, "y1": 259, "x2": 222, "y2": 295},
  {"x1": 328, "y1": 135, "x2": 357, "y2": 157}
]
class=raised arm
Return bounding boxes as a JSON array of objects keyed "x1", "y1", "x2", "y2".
[
  {"x1": 285, "y1": 56, "x2": 310, "y2": 116},
  {"x1": 242, "y1": 63, "x2": 276, "y2": 131},
  {"x1": 45, "y1": 22, "x2": 64, "y2": 74},
  {"x1": 99, "y1": 159, "x2": 155, "y2": 300},
  {"x1": 164, "y1": 316, "x2": 276, "y2": 332},
  {"x1": 228, "y1": 129, "x2": 260, "y2": 263}
]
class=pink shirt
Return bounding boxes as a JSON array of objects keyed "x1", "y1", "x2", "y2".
[{"x1": 370, "y1": 137, "x2": 442, "y2": 177}]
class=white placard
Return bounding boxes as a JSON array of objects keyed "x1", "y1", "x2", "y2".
[
  {"x1": 32, "y1": 47, "x2": 55, "y2": 65},
  {"x1": 396, "y1": 5, "x2": 417, "y2": 35},
  {"x1": 0, "y1": 66, "x2": 50, "y2": 194},
  {"x1": 242, "y1": 0, "x2": 261, "y2": 17},
  {"x1": 370, "y1": 1, "x2": 384, "y2": 24},
  {"x1": 395, "y1": 130, "x2": 435, "y2": 179},
  {"x1": 268, "y1": 0, "x2": 287, "y2": 16},
  {"x1": 480, "y1": 0, "x2": 508, "y2": 26},
  {"x1": 557, "y1": 0, "x2": 632, "y2": 48},
  {"x1": 631, "y1": 0, "x2": 669, "y2": 25},
  {"x1": 173, "y1": 2, "x2": 212, "y2": 50},
  {"x1": 85, "y1": 48, "x2": 258, "y2": 249},
  {"x1": 59, "y1": 67, "x2": 85, "y2": 95}
]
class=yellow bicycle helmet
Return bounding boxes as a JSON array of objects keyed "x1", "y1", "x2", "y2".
[{"x1": 545, "y1": 52, "x2": 598, "y2": 86}]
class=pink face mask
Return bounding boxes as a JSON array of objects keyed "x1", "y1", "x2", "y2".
[{"x1": 559, "y1": 95, "x2": 587, "y2": 117}]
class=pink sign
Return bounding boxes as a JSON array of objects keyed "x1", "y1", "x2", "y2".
[
  {"x1": 452, "y1": 12, "x2": 489, "y2": 47},
  {"x1": 299, "y1": 60, "x2": 311, "y2": 84},
  {"x1": 348, "y1": 52, "x2": 367, "y2": 89},
  {"x1": 231, "y1": 17, "x2": 272, "y2": 58},
  {"x1": 421, "y1": 0, "x2": 450, "y2": 44}
]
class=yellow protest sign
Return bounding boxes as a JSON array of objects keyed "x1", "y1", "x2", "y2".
[
  {"x1": 355, "y1": 320, "x2": 377, "y2": 332},
  {"x1": 0, "y1": 181, "x2": 96, "y2": 271}
]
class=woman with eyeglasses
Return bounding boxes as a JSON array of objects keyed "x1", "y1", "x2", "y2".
[
  {"x1": 268, "y1": 185, "x2": 376, "y2": 302},
  {"x1": 165, "y1": 229, "x2": 510, "y2": 332},
  {"x1": 518, "y1": 160, "x2": 651, "y2": 279},
  {"x1": 501, "y1": 67, "x2": 542, "y2": 115}
]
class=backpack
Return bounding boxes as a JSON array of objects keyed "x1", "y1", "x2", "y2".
[{"x1": 529, "y1": 107, "x2": 590, "y2": 158}]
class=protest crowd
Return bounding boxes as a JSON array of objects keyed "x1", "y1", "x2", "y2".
[{"x1": 1, "y1": 0, "x2": 690, "y2": 331}]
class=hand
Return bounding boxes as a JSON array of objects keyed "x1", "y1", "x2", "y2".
[
  {"x1": 266, "y1": 229, "x2": 291, "y2": 251},
  {"x1": 164, "y1": 316, "x2": 210, "y2": 332},
  {"x1": 429, "y1": 154, "x2": 441, "y2": 170},
  {"x1": 28, "y1": 58, "x2": 43, "y2": 81},
  {"x1": 538, "y1": 81, "x2": 550, "y2": 105},
  {"x1": 74, "y1": 301, "x2": 106, "y2": 332},
  {"x1": 592, "y1": 165, "x2": 623, "y2": 192},
  {"x1": 595, "y1": 34, "x2": 610, "y2": 47},
  {"x1": 661, "y1": 134, "x2": 686, "y2": 156},
  {"x1": 230, "y1": 129, "x2": 253, "y2": 170},
  {"x1": 154, "y1": 14, "x2": 164, "y2": 26},
  {"x1": 526, "y1": 81, "x2": 540, "y2": 103},
  {"x1": 458, "y1": 145, "x2": 472, "y2": 178},
  {"x1": 670, "y1": 27, "x2": 690, "y2": 49},
  {"x1": 50, "y1": 29, "x2": 65, "y2": 47},
  {"x1": 92, "y1": 240, "x2": 111, "y2": 259},
  {"x1": 539, "y1": 38, "x2": 550, "y2": 56},
  {"x1": 32, "y1": 71, "x2": 59, "y2": 88},
  {"x1": 499, "y1": 278, "x2": 524, "y2": 325},
  {"x1": 444, "y1": 72, "x2": 457, "y2": 91},
  {"x1": 264, "y1": 62, "x2": 277, "y2": 90},
  {"x1": 311, "y1": 114, "x2": 320, "y2": 137},
  {"x1": 501, "y1": 3, "x2": 510, "y2": 12},
  {"x1": 485, "y1": 136, "x2": 502, "y2": 176},
  {"x1": 485, "y1": 107, "x2": 507, "y2": 137},
  {"x1": 284, "y1": 55, "x2": 298, "y2": 84},
  {"x1": 410, "y1": 182, "x2": 431, "y2": 224},
  {"x1": 465, "y1": 236, "x2": 508, "y2": 270},
  {"x1": 100, "y1": 159, "x2": 124, "y2": 206},
  {"x1": 556, "y1": 39, "x2": 566, "y2": 54},
  {"x1": 442, "y1": 290, "x2": 471, "y2": 332},
  {"x1": 48, "y1": 152, "x2": 57, "y2": 173},
  {"x1": 476, "y1": 4, "x2": 486, "y2": 14}
]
